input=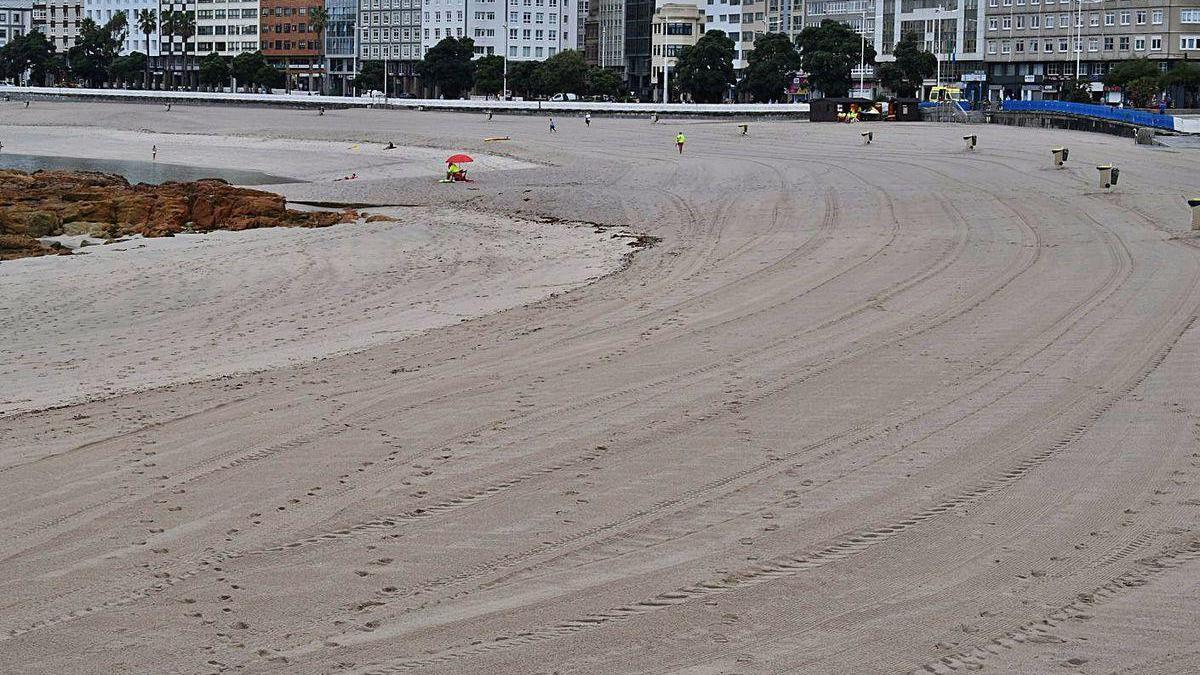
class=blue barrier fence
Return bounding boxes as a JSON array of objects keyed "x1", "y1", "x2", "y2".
[{"x1": 998, "y1": 100, "x2": 1177, "y2": 130}]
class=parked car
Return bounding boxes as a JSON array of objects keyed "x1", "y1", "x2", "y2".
[{"x1": 549, "y1": 93, "x2": 578, "y2": 102}]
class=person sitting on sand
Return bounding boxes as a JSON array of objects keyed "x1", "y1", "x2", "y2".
[
  {"x1": 384, "y1": 141, "x2": 396, "y2": 150},
  {"x1": 446, "y1": 162, "x2": 465, "y2": 181}
]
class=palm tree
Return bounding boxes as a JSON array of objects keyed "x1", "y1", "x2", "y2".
[
  {"x1": 159, "y1": 10, "x2": 177, "y2": 88},
  {"x1": 176, "y1": 10, "x2": 196, "y2": 89},
  {"x1": 136, "y1": 8, "x2": 156, "y2": 88},
  {"x1": 308, "y1": 6, "x2": 329, "y2": 93}
]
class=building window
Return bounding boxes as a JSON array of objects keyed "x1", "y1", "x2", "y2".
[
  {"x1": 1045, "y1": 15, "x2": 1054, "y2": 28},
  {"x1": 1030, "y1": 14, "x2": 1039, "y2": 28},
  {"x1": 1151, "y1": 10, "x2": 1162, "y2": 25},
  {"x1": 1058, "y1": 38, "x2": 1067, "y2": 52},
  {"x1": 987, "y1": 39, "x2": 995, "y2": 54},
  {"x1": 1181, "y1": 35, "x2": 1200, "y2": 50},
  {"x1": 1001, "y1": 39, "x2": 1010, "y2": 54},
  {"x1": 1103, "y1": 36, "x2": 1112, "y2": 50},
  {"x1": 1135, "y1": 10, "x2": 1145, "y2": 25},
  {"x1": 1119, "y1": 35, "x2": 1129, "y2": 50},
  {"x1": 1150, "y1": 35, "x2": 1161, "y2": 50},
  {"x1": 1119, "y1": 10, "x2": 1129, "y2": 26},
  {"x1": 1104, "y1": 11, "x2": 1113, "y2": 26},
  {"x1": 1002, "y1": 16, "x2": 1010, "y2": 29},
  {"x1": 1134, "y1": 36, "x2": 1145, "y2": 50},
  {"x1": 1087, "y1": 36, "x2": 1097, "y2": 51},
  {"x1": 1183, "y1": 9, "x2": 1200, "y2": 23}
]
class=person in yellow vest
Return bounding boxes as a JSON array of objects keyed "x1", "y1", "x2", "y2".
[
  {"x1": 446, "y1": 162, "x2": 463, "y2": 181},
  {"x1": 675, "y1": 131, "x2": 686, "y2": 154}
]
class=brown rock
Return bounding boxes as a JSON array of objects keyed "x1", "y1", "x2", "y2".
[{"x1": 0, "y1": 169, "x2": 359, "y2": 260}]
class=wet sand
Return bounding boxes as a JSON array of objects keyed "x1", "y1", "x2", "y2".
[{"x1": 1, "y1": 100, "x2": 1199, "y2": 674}]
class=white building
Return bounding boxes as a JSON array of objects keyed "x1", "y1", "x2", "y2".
[
  {"x1": 195, "y1": 0, "x2": 258, "y2": 57},
  {"x1": 421, "y1": 0, "x2": 578, "y2": 61},
  {"x1": 0, "y1": 0, "x2": 32, "y2": 48},
  {"x1": 700, "y1": 0, "x2": 766, "y2": 70},
  {"x1": 33, "y1": 1, "x2": 84, "y2": 52},
  {"x1": 83, "y1": 0, "x2": 159, "y2": 55}
]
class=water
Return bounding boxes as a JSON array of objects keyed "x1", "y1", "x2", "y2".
[{"x1": 0, "y1": 153, "x2": 301, "y2": 186}]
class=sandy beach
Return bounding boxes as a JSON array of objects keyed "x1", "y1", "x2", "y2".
[{"x1": 1, "y1": 100, "x2": 1198, "y2": 674}]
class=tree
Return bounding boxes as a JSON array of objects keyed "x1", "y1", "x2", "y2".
[
  {"x1": 68, "y1": 14, "x2": 127, "y2": 87},
  {"x1": 352, "y1": 60, "x2": 384, "y2": 92},
  {"x1": 1124, "y1": 75, "x2": 1160, "y2": 107},
  {"x1": 417, "y1": 37, "x2": 475, "y2": 99},
  {"x1": 586, "y1": 66, "x2": 622, "y2": 99},
  {"x1": 256, "y1": 63, "x2": 283, "y2": 89},
  {"x1": 1058, "y1": 78, "x2": 1092, "y2": 103},
  {"x1": 1104, "y1": 57, "x2": 1159, "y2": 89},
  {"x1": 175, "y1": 11, "x2": 196, "y2": 89},
  {"x1": 308, "y1": 5, "x2": 329, "y2": 93},
  {"x1": 474, "y1": 54, "x2": 504, "y2": 97},
  {"x1": 231, "y1": 50, "x2": 267, "y2": 90},
  {"x1": 198, "y1": 52, "x2": 229, "y2": 88},
  {"x1": 0, "y1": 31, "x2": 57, "y2": 84},
  {"x1": 111, "y1": 52, "x2": 147, "y2": 86},
  {"x1": 506, "y1": 60, "x2": 540, "y2": 98},
  {"x1": 1162, "y1": 62, "x2": 1200, "y2": 107},
  {"x1": 136, "y1": 9, "x2": 157, "y2": 88},
  {"x1": 535, "y1": 49, "x2": 587, "y2": 95},
  {"x1": 741, "y1": 32, "x2": 801, "y2": 102},
  {"x1": 797, "y1": 19, "x2": 875, "y2": 98},
  {"x1": 674, "y1": 29, "x2": 735, "y2": 103},
  {"x1": 876, "y1": 31, "x2": 934, "y2": 98}
]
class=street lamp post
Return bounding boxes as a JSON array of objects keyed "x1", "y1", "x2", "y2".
[
  {"x1": 859, "y1": 6, "x2": 866, "y2": 97},
  {"x1": 1075, "y1": 0, "x2": 1083, "y2": 80},
  {"x1": 933, "y1": 6, "x2": 943, "y2": 88}
]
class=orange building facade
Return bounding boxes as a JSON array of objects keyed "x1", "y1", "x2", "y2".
[{"x1": 259, "y1": 0, "x2": 324, "y2": 90}]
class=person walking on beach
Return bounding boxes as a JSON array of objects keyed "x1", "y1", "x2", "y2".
[
  {"x1": 675, "y1": 131, "x2": 686, "y2": 154},
  {"x1": 549, "y1": 116, "x2": 557, "y2": 133},
  {"x1": 585, "y1": 113, "x2": 592, "y2": 127},
  {"x1": 152, "y1": 145, "x2": 157, "y2": 161}
]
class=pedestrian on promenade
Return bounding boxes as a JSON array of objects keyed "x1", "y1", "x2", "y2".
[
  {"x1": 549, "y1": 116, "x2": 557, "y2": 133},
  {"x1": 585, "y1": 113, "x2": 592, "y2": 127},
  {"x1": 675, "y1": 131, "x2": 686, "y2": 154}
]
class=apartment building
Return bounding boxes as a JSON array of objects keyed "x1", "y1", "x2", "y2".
[
  {"x1": 356, "y1": 0, "x2": 420, "y2": 93},
  {"x1": 981, "y1": 0, "x2": 1200, "y2": 100},
  {"x1": 593, "y1": 0, "x2": 624, "y2": 68},
  {"x1": 83, "y1": 0, "x2": 159, "y2": 54},
  {"x1": 650, "y1": 1, "x2": 703, "y2": 99},
  {"x1": 324, "y1": 0, "x2": 355, "y2": 93},
  {"x1": 0, "y1": 0, "x2": 32, "y2": 49},
  {"x1": 260, "y1": 0, "x2": 320, "y2": 89},
  {"x1": 34, "y1": 1, "x2": 83, "y2": 52},
  {"x1": 876, "y1": 0, "x2": 986, "y2": 91},
  {"x1": 194, "y1": 0, "x2": 258, "y2": 57},
  {"x1": 700, "y1": 0, "x2": 764, "y2": 70}
]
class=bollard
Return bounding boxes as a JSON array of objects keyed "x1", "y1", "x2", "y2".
[
  {"x1": 861, "y1": 131, "x2": 873, "y2": 145},
  {"x1": 963, "y1": 134, "x2": 977, "y2": 150},
  {"x1": 1188, "y1": 198, "x2": 1200, "y2": 231},
  {"x1": 1052, "y1": 146, "x2": 1068, "y2": 167},
  {"x1": 739, "y1": 124, "x2": 748, "y2": 136},
  {"x1": 1096, "y1": 165, "x2": 1118, "y2": 189}
]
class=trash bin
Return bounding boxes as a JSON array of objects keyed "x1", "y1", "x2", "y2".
[
  {"x1": 892, "y1": 98, "x2": 922, "y2": 121},
  {"x1": 1052, "y1": 147, "x2": 1069, "y2": 167},
  {"x1": 1096, "y1": 165, "x2": 1118, "y2": 189},
  {"x1": 1189, "y1": 198, "x2": 1200, "y2": 231}
]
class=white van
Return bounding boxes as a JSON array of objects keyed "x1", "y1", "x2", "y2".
[{"x1": 549, "y1": 93, "x2": 578, "y2": 102}]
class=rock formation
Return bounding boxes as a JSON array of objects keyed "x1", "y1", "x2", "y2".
[{"x1": 0, "y1": 170, "x2": 358, "y2": 260}]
